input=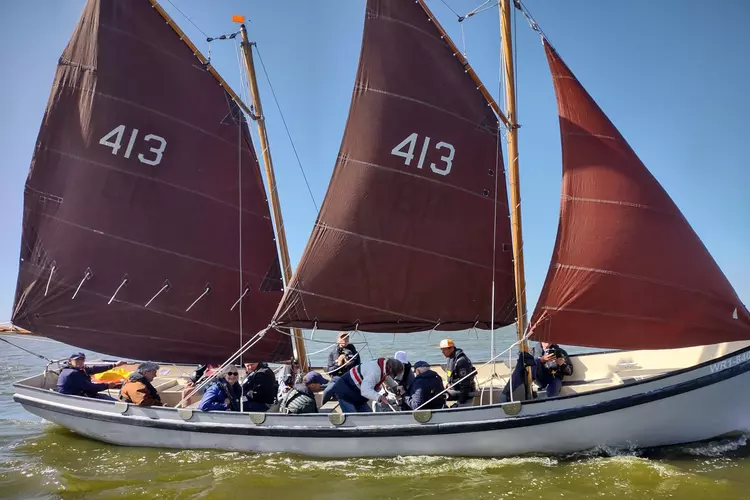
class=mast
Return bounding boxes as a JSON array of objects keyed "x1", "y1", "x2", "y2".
[
  {"x1": 239, "y1": 24, "x2": 309, "y2": 371},
  {"x1": 500, "y1": 0, "x2": 531, "y2": 395}
]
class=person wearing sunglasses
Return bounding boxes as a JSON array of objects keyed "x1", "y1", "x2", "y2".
[{"x1": 198, "y1": 366, "x2": 242, "y2": 411}]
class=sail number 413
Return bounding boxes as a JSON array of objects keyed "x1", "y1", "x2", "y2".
[
  {"x1": 391, "y1": 133, "x2": 454, "y2": 176},
  {"x1": 99, "y1": 125, "x2": 166, "y2": 166}
]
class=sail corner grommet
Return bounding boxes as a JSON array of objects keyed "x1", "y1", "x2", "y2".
[
  {"x1": 249, "y1": 413, "x2": 266, "y2": 425},
  {"x1": 502, "y1": 401, "x2": 522, "y2": 416},
  {"x1": 177, "y1": 409, "x2": 193, "y2": 421},
  {"x1": 113, "y1": 401, "x2": 129, "y2": 414},
  {"x1": 413, "y1": 410, "x2": 432, "y2": 424},
  {"x1": 329, "y1": 413, "x2": 346, "y2": 426}
]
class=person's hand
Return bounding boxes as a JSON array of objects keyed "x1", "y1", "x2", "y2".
[
  {"x1": 107, "y1": 381, "x2": 121, "y2": 389},
  {"x1": 378, "y1": 395, "x2": 389, "y2": 406},
  {"x1": 555, "y1": 356, "x2": 565, "y2": 366},
  {"x1": 540, "y1": 353, "x2": 555, "y2": 363},
  {"x1": 114, "y1": 360, "x2": 128, "y2": 367},
  {"x1": 337, "y1": 354, "x2": 346, "y2": 365}
]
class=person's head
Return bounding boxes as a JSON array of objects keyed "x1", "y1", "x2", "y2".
[
  {"x1": 439, "y1": 339, "x2": 455, "y2": 358},
  {"x1": 394, "y1": 351, "x2": 408, "y2": 365},
  {"x1": 244, "y1": 362, "x2": 258, "y2": 373},
  {"x1": 303, "y1": 371, "x2": 327, "y2": 392},
  {"x1": 224, "y1": 365, "x2": 240, "y2": 383},
  {"x1": 337, "y1": 332, "x2": 350, "y2": 348},
  {"x1": 413, "y1": 360, "x2": 431, "y2": 375},
  {"x1": 385, "y1": 358, "x2": 404, "y2": 381},
  {"x1": 68, "y1": 352, "x2": 86, "y2": 369},
  {"x1": 541, "y1": 341, "x2": 551, "y2": 350},
  {"x1": 133, "y1": 362, "x2": 160, "y2": 382}
]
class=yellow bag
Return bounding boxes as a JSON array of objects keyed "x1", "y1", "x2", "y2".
[{"x1": 93, "y1": 367, "x2": 132, "y2": 382}]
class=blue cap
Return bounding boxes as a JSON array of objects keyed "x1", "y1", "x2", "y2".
[
  {"x1": 69, "y1": 352, "x2": 86, "y2": 360},
  {"x1": 413, "y1": 360, "x2": 430, "y2": 369},
  {"x1": 304, "y1": 371, "x2": 328, "y2": 385}
]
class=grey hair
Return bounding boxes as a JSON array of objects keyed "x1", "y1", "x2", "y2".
[
  {"x1": 135, "y1": 362, "x2": 160, "y2": 375},
  {"x1": 221, "y1": 365, "x2": 239, "y2": 377},
  {"x1": 385, "y1": 358, "x2": 404, "y2": 378}
]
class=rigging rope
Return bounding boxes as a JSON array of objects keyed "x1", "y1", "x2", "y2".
[
  {"x1": 0, "y1": 336, "x2": 53, "y2": 363},
  {"x1": 253, "y1": 45, "x2": 319, "y2": 212},
  {"x1": 164, "y1": 0, "x2": 209, "y2": 39},
  {"x1": 439, "y1": 0, "x2": 462, "y2": 19}
]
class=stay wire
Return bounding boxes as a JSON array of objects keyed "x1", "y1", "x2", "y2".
[
  {"x1": 0, "y1": 336, "x2": 53, "y2": 363},
  {"x1": 253, "y1": 45, "x2": 319, "y2": 212},
  {"x1": 164, "y1": 0, "x2": 209, "y2": 39}
]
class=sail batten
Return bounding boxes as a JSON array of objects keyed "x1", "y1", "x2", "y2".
[
  {"x1": 529, "y1": 40, "x2": 750, "y2": 349},
  {"x1": 271, "y1": 0, "x2": 517, "y2": 333},
  {"x1": 11, "y1": 0, "x2": 292, "y2": 363}
]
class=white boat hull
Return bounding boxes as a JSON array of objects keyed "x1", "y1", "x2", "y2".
[{"x1": 14, "y1": 345, "x2": 750, "y2": 457}]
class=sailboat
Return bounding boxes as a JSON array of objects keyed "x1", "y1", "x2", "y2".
[{"x1": 11, "y1": 0, "x2": 750, "y2": 458}]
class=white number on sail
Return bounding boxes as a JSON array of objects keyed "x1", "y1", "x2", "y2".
[
  {"x1": 391, "y1": 133, "x2": 455, "y2": 176},
  {"x1": 138, "y1": 134, "x2": 167, "y2": 166},
  {"x1": 99, "y1": 125, "x2": 126, "y2": 155},
  {"x1": 98, "y1": 126, "x2": 166, "y2": 166},
  {"x1": 391, "y1": 133, "x2": 418, "y2": 165},
  {"x1": 431, "y1": 142, "x2": 454, "y2": 176}
]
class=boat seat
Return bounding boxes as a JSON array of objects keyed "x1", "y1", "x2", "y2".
[{"x1": 152, "y1": 379, "x2": 178, "y2": 392}]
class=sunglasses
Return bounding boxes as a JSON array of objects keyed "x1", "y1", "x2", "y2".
[{"x1": 226, "y1": 372, "x2": 238, "y2": 376}]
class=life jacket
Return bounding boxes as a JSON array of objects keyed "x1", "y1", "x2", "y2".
[
  {"x1": 279, "y1": 385, "x2": 317, "y2": 414},
  {"x1": 350, "y1": 358, "x2": 388, "y2": 391}
]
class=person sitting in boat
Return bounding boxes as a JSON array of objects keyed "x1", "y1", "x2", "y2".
[
  {"x1": 439, "y1": 339, "x2": 477, "y2": 407},
  {"x1": 321, "y1": 331, "x2": 360, "y2": 404},
  {"x1": 279, "y1": 371, "x2": 328, "y2": 414},
  {"x1": 241, "y1": 361, "x2": 279, "y2": 412},
  {"x1": 119, "y1": 362, "x2": 164, "y2": 407},
  {"x1": 326, "y1": 358, "x2": 404, "y2": 413},
  {"x1": 393, "y1": 351, "x2": 416, "y2": 411},
  {"x1": 56, "y1": 352, "x2": 127, "y2": 400},
  {"x1": 501, "y1": 341, "x2": 574, "y2": 401},
  {"x1": 402, "y1": 361, "x2": 446, "y2": 411},
  {"x1": 198, "y1": 366, "x2": 242, "y2": 411}
]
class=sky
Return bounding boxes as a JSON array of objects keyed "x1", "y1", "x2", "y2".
[{"x1": 0, "y1": 0, "x2": 748, "y2": 327}]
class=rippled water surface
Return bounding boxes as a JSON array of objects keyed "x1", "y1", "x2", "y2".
[{"x1": 1, "y1": 332, "x2": 749, "y2": 499}]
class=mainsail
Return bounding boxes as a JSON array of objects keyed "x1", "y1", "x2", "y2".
[
  {"x1": 272, "y1": 0, "x2": 516, "y2": 332},
  {"x1": 11, "y1": 0, "x2": 292, "y2": 363},
  {"x1": 529, "y1": 40, "x2": 750, "y2": 348}
]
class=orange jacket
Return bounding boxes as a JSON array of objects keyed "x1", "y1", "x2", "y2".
[{"x1": 120, "y1": 380, "x2": 164, "y2": 407}]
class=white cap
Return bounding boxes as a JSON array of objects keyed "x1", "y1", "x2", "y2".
[{"x1": 394, "y1": 351, "x2": 408, "y2": 363}]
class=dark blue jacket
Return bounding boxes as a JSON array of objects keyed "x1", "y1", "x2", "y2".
[
  {"x1": 199, "y1": 379, "x2": 242, "y2": 411},
  {"x1": 403, "y1": 369, "x2": 445, "y2": 410},
  {"x1": 57, "y1": 363, "x2": 115, "y2": 397}
]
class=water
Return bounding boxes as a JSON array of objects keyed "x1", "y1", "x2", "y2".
[{"x1": 1, "y1": 331, "x2": 749, "y2": 499}]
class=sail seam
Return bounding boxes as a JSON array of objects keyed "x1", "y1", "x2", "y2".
[
  {"x1": 287, "y1": 288, "x2": 436, "y2": 323},
  {"x1": 555, "y1": 263, "x2": 727, "y2": 302},
  {"x1": 355, "y1": 85, "x2": 495, "y2": 136},
  {"x1": 562, "y1": 195, "x2": 676, "y2": 215},
  {"x1": 375, "y1": 14, "x2": 440, "y2": 42},
  {"x1": 317, "y1": 222, "x2": 514, "y2": 276},
  {"x1": 52, "y1": 83, "x2": 251, "y2": 152},
  {"x1": 344, "y1": 156, "x2": 508, "y2": 206},
  {"x1": 41, "y1": 323, "x2": 224, "y2": 347},
  {"x1": 46, "y1": 148, "x2": 269, "y2": 220},
  {"x1": 563, "y1": 131, "x2": 620, "y2": 142},
  {"x1": 100, "y1": 23, "x2": 203, "y2": 71},
  {"x1": 36, "y1": 214, "x2": 269, "y2": 279},
  {"x1": 540, "y1": 305, "x2": 711, "y2": 327}
]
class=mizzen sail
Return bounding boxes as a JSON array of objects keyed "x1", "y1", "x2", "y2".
[
  {"x1": 272, "y1": 0, "x2": 516, "y2": 332},
  {"x1": 11, "y1": 0, "x2": 292, "y2": 363},
  {"x1": 528, "y1": 40, "x2": 750, "y2": 349}
]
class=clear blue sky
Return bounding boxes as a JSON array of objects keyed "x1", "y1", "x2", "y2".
[{"x1": 0, "y1": 0, "x2": 748, "y2": 325}]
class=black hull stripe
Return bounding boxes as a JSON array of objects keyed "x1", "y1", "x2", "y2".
[{"x1": 14, "y1": 356, "x2": 750, "y2": 439}]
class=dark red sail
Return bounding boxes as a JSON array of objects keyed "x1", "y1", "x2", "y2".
[
  {"x1": 11, "y1": 0, "x2": 292, "y2": 363},
  {"x1": 272, "y1": 0, "x2": 516, "y2": 332},
  {"x1": 528, "y1": 40, "x2": 750, "y2": 348}
]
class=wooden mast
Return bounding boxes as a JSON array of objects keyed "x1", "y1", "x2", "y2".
[
  {"x1": 239, "y1": 24, "x2": 309, "y2": 371},
  {"x1": 500, "y1": 0, "x2": 532, "y2": 396}
]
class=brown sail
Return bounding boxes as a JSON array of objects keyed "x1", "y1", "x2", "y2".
[
  {"x1": 272, "y1": 0, "x2": 516, "y2": 332},
  {"x1": 528, "y1": 40, "x2": 750, "y2": 348},
  {"x1": 11, "y1": 0, "x2": 292, "y2": 363}
]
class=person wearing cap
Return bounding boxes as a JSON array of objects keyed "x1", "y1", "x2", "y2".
[
  {"x1": 439, "y1": 339, "x2": 477, "y2": 407},
  {"x1": 279, "y1": 371, "x2": 328, "y2": 414},
  {"x1": 56, "y1": 352, "x2": 127, "y2": 400},
  {"x1": 402, "y1": 361, "x2": 446, "y2": 411},
  {"x1": 326, "y1": 357, "x2": 404, "y2": 413}
]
